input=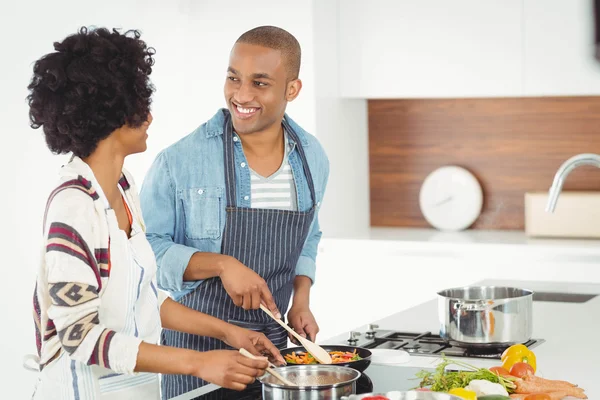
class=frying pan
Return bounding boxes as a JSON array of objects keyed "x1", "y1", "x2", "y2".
[{"x1": 280, "y1": 345, "x2": 372, "y2": 372}]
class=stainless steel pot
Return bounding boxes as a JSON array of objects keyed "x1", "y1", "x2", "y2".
[
  {"x1": 260, "y1": 365, "x2": 361, "y2": 400},
  {"x1": 437, "y1": 286, "x2": 533, "y2": 347},
  {"x1": 343, "y1": 391, "x2": 463, "y2": 400}
]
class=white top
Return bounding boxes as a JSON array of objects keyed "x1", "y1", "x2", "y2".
[{"x1": 249, "y1": 133, "x2": 298, "y2": 211}]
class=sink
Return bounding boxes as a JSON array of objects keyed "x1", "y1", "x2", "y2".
[{"x1": 532, "y1": 291, "x2": 598, "y2": 303}]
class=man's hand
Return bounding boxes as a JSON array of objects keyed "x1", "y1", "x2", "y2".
[
  {"x1": 287, "y1": 276, "x2": 317, "y2": 345},
  {"x1": 219, "y1": 256, "x2": 281, "y2": 318},
  {"x1": 222, "y1": 325, "x2": 286, "y2": 366},
  {"x1": 191, "y1": 350, "x2": 268, "y2": 391},
  {"x1": 287, "y1": 305, "x2": 319, "y2": 344}
]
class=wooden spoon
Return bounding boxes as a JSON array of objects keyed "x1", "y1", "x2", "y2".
[
  {"x1": 239, "y1": 348, "x2": 296, "y2": 386},
  {"x1": 259, "y1": 304, "x2": 333, "y2": 365}
]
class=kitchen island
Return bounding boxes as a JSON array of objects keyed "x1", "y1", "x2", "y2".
[
  {"x1": 323, "y1": 279, "x2": 600, "y2": 398},
  {"x1": 175, "y1": 279, "x2": 600, "y2": 399}
]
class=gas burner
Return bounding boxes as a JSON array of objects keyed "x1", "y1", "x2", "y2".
[
  {"x1": 460, "y1": 346, "x2": 506, "y2": 358},
  {"x1": 347, "y1": 329, "x2": 545, "y2": 360}
]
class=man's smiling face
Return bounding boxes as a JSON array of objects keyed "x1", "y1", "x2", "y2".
[{"x1": 224, "y1": 43, "x2": 291, "y2": 135}]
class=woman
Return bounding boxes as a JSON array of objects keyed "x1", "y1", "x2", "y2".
[{"x1": 27, "y1": 26, "x2": 283, "y2": 399}]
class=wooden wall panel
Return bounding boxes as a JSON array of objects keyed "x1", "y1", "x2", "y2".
[{"x1": 368, "y1": 97, "x2": 600, "y2": 230}]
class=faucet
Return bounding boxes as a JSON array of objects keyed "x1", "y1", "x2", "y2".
[{"x1": 546, "y1": 153, "x2": 600, "y2": 213}]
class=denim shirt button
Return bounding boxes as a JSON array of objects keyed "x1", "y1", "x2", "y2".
[
  {"x1": 233, "y1": 136, "x2": 239, "y2": 142},
  {"x1": 197, "y1": 189, "x2": 204, "y2": 195},
  {"x1": 244, "y1": 195, "x2": 249, "y2": 201},
  {"x1": 240, "y1": 162, "x2": 246, "y2": 168}
]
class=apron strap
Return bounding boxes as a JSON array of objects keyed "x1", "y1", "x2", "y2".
[
  {"x1": 221, "y1": 110, "x2": 318, "y2": 208},
  {"x1": 222, "y1": 111, "x2": 238, "y2": 208},
  {"x1": 282, "y1": 117, "x2": 317, "y2": 207}
]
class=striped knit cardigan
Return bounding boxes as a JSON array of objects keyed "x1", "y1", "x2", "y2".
[{"x1": 32, "y1": 157, "x2": 147, "y2": 373}]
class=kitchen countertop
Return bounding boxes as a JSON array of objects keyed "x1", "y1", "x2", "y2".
[
  {"x1": 175, "y1": 279, "x2": 600, "y2": 399},
  {"x1": 366, "y1": 227, "x2": 600, "y2": 246},
  {"x1": 324, "y1": 278, "x2": 600, "y2": 398},
  {"x1": 325, "y1": 227, "x2": 600, "y2": 252}
]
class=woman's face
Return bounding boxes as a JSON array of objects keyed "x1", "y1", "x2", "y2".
[{"x1": 114, "y1": 113, "x2": 153, "y2": 156}]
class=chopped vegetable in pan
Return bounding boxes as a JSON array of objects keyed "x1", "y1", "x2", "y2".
[{"x1": 284, "y1": 349, "x2": 362, "y2": 364}]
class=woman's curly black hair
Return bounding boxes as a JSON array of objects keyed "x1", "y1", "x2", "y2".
[{"x1": 27, "y1": 26, "x2": 155, "y2": 158}]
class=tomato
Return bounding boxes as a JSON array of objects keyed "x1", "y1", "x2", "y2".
[
  {"x1": 510, "y1": 361, "x2": 535, "y2": 378},
  {"x1": 361, "y1": 397, "x2": 390, "y2": 400},
  {"x1": 523, "y1": 394, "x2": 551, "y2": 400},
  {"x1": 489, "y1": 366, "x2": 512, "y2": 377}
]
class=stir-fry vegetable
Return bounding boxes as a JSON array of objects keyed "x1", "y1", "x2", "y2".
[{"x1": 284, "y1": 349, "x2": 362, "y2": 364}]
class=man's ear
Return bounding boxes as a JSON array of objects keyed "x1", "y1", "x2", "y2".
[{"x1": 286, "y1": 79, "x2": 302, "y2": 102}]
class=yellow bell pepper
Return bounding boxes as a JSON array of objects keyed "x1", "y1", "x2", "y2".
[
  {"x1": 501, "y1": 344, "x2": 537, "y2": 372},
  {"x1": 448, "y1": 388, "x2": 477, "y2": 400}
]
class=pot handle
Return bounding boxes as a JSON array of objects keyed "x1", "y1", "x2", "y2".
[{"x1": 454, "y1": 300, "x2": 490, "y2": 311}]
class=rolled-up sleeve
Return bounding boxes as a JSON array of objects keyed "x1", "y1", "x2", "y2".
[
  {"x1": 295, "y1": 254, "x2": 317, "y2": 282},
  {"x1": 139, "y1": 152, "x2": 201, "y2": 293}
]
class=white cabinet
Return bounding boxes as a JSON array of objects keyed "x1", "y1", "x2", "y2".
[
  {"x1": 339, "y1": 0, "x2": 600, "y2": 98},
  {"x1": 523, "y1": 0, "x2": 600, "y2": 96},
  {"x1": 339, "y1": 0, "x2": 523, "y2": 98}
]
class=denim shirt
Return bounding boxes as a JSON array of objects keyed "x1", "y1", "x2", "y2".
[{"x1": 139, "y1": 109, "x2": 330, "y2": 301}]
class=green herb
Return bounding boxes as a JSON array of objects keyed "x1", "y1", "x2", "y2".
[{"x1": 414, "y1": 355, "x2": 516, "y2": 393}]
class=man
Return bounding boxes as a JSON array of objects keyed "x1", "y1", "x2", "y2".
[{"x1": 140, "y1": 26, "x2": 329, "y2": 398}]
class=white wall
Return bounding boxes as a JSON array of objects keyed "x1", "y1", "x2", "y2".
[{"x1": 1, "y1": 1, "x2": 316, "y2": 398}]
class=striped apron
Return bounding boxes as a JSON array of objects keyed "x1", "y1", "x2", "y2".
[{"x1": 161, "y1": 111, "x2": 317, "y2": 399}]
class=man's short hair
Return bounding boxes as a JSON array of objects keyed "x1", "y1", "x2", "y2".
[{"x1": 236, "y1": 26, "x2": 301, "y2": 80}]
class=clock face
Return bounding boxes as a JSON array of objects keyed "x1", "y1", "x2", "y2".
[{"x1": 419, "y1": 166, "x2": 483, "y2": 231}]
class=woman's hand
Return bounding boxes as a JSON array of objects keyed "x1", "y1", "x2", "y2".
[
  {"x1": 223, "y1": 325, "x2": 286, "y2": 366},
  {"x1": 191, "y1": 350, "x2": 268, "y2": 391}
]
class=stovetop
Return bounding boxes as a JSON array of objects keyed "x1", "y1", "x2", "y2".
[
  {"x1": 183, "y1": 330, "x2": 545, "y2": 398},
  {"x1": 187, "y1": 374, "x2": 374, "y2": 399},
  {"x1": 346, "y1": 328, "x2": 545, "y2": 359}
]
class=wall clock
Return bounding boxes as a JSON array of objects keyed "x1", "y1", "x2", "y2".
[{"x1": 419, "y1": 166, "x2": 483, "y2": 231}]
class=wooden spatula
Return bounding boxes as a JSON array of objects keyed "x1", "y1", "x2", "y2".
[
  {"x1": 239, "y1": 348, "x2": 296, "y2": 386},
  {"x1": 259, "y1": 304, "x2": 333, "y2": 365}
]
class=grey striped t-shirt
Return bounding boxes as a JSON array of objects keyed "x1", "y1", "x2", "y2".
[{"x1": 249, "y1": 134, "x2": 298, "y2": 211}]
